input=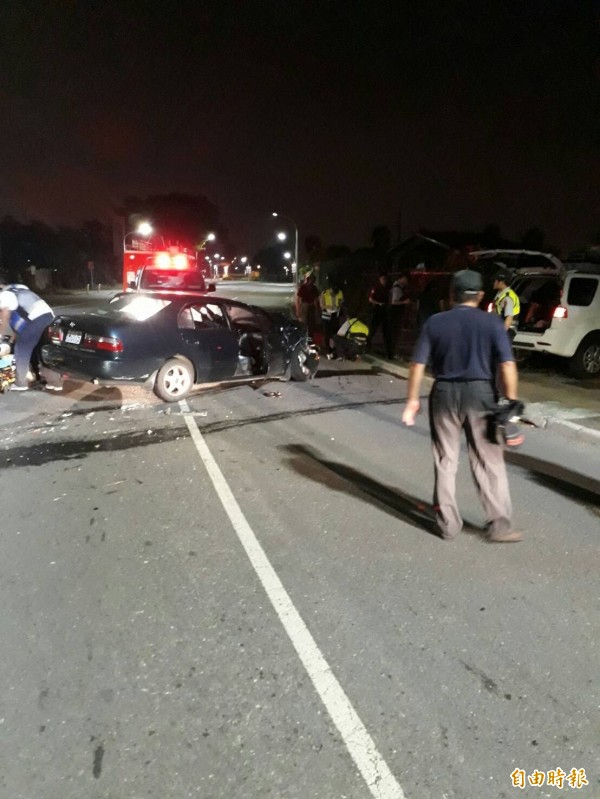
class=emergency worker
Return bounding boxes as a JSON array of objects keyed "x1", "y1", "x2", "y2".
[
  {"x1": 493, "y1": 266, "x2": 520, "y2": 336},
  {"x1": 0, "y1": 274, "x2": 58, "y2": 391},
  {"x1": 320, "y1": 282, "x2": 345, "y2": 358},
  {"x1": 402, "y1": 269, "x2": 522, "y2": 543},
  {"x1": 367, "y1": 272, "x2": 392, "y2": 359}
]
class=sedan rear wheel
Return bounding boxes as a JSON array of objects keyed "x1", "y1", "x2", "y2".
[{"x1": 154, "y1": 358, "x2": 194, "y2": 402}]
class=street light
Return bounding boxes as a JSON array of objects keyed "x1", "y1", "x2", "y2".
[
  {"x1": 123, "y1": 221, "x2": 154, "y2": 251},
  {"x1": 198, "y1": 232, "x2": 216, "y2": 250},
  {"x1": 276, "y1": 232, "x2": 287, "y2": 241},
  {"x1": 272, "y1": 212, "x2": 298, "y2": 284}
]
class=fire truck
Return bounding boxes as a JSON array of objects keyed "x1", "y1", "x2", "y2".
[{"x1": 122, "y1": 239, "x2": 206, "y2": 291}]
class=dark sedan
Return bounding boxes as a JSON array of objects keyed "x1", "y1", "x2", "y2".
[{"x1": 41, "y1": 291, "x2": 319, "y2": 401}]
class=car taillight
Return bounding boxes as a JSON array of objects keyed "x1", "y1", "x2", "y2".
[
  {"x1": 49, "y1": 325, "x2": 64, "y2": 344},
  {"x1": 553, "y1": 306, "x2": 568, "y2": 319},
  {"x1": 82, "y1": 334, "x2": 123, "y2": 352}
]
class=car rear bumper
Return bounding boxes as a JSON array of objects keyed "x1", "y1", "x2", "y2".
[
  {"x1": 512, "y1": 329, "x2": 577, "y2": 358},
  {"x1": 41, "y1": 345, "x2": 160, "y2": 383}
]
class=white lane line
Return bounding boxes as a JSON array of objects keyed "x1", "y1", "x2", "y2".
[{"x1": 180, "y1": 400, "x2": 405, "y2": 799}]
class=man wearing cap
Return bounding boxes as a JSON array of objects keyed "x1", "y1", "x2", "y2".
[
  {"x1": 493, "y1": 266, "x2": 520, "y2": 336},
  {"x1": 402, "y1": 269, "x2": 522, "y2": 543}
]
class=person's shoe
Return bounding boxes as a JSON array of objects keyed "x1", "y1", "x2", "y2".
[
  {"x1": 45, "y1": 384, "x2": 63, "y2": 392},
  {"x1": 489, "y1": 530, "x2": 523, "y2": 543},
  {"x1": 9, "y1": 384, "x2": 29, "y2": 391}
]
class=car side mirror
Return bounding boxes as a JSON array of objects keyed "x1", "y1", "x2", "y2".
[{"x1": 207, "y1": 283, "x2": 216, "y2": 293}]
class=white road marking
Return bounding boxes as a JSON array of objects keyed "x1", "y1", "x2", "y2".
[{"x1": 180, "y1": 399, "x2": 405, "y2": 799}]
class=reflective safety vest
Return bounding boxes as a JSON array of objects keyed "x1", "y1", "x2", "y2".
[
  {"x1": 321, "y1": 288, "x2": 344, "y2": 318},
  {"x1": 5, "y1": 284, "x2": 52, "y2": 333},
  {"x1": 337, "y1": 317, "x2": 369, "y2": 339},
  {"x1": 494, "y1": 287, "x2": 520, "y2": 319}
]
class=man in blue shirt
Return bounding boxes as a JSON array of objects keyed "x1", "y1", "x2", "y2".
[{"x1": 402, "y1": 269, "x2": 522, "y2": 543}]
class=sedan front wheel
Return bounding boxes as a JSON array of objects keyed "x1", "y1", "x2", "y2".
[{"x1": 154, "y1": 358, "x2": 194, "y2": 402}]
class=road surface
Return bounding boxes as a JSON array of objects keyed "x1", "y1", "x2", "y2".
[{"x1": 0, "y1": 283, "x2": 598, "y2": 799}]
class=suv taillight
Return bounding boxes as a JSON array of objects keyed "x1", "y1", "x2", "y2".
[
  {"x1": 82, "y1": 334, "x2": 123, "y2": 352},
  {"x1": 553, "y1": 306, "x2": 568, "y2": 319},
  {"x1": 49, "y1": 325, "x2": 63, "y2": 344}
]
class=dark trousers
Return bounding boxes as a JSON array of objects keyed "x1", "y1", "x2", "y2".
[
  {"x1": 13, "y1": 313, "x2": 54, "y2": 387},
  {"x1": 388, "y1": 305, "x2": 406, "y2": 357},
  {"x1": 368, "y1": 306, "x2": 392, "y2": 358},
  {"x1": 428, "y1": 380, "x2": 513, "y2": 539},
  {"x1": 322, "y1": 313, "x2": 340, "y2": 353}
]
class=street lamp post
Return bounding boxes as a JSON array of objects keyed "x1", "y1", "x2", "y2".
[
  {"x1": 123, "y1": 222, "x2": 154, "y2": 252},
  {"x1": 272, "y1": 212, "x2": 298, "y2": 284}
]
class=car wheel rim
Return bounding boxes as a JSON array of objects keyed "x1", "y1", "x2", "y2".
[
  {"x1": 583, "y1": 344, "x2": 600, "y2": 374},
  {"x1": 163, "y1": 365, "x2": 191, "y2": 395},
  {"x1": 297, "y1": 349, "x2": 310, "y2": 376}
]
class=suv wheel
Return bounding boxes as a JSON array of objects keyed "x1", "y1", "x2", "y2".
[{"x1": 569, "y1": 334, "x2": 600, "y2": 378}]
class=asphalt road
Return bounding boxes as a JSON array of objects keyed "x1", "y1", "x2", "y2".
[
  {"x1": 0, "y1": 286, "x2": 600, "y2": 799},
  {"x1": 0, "y1": 284, "x2": 598, "y2": 799}
]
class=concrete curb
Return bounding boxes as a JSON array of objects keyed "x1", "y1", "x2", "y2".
[{"x1": 363, "y1": 354, "x2": 600, "y2": 446}]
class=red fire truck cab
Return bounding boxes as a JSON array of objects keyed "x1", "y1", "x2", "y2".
[{"x1": 123, "y1": 243, "x2": 213, "y2": 293}]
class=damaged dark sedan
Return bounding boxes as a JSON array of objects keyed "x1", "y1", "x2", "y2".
[{"x1": 41, "y1": 291, "x2": 319, "y2": 401}]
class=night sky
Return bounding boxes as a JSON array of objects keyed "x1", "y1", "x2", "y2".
[{"x1": 1, "y1": 0, "x2": 598, "y2": 255}]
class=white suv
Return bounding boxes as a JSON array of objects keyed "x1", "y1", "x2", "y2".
[{"x1": 512, "y1": 265, "x2": 600, "y2": 378}]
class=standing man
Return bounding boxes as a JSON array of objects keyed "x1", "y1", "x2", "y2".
[
  {"x1": 367, "y1": 272, "x2": 392, "y2": 359},
  {"x1": 295, "y1": 273, "x2": 320, "y2": 335},
  {"x1": 402, "y1": 269, "x2": 522, "y2": 543},
  {"x1": 389, "y1": 272, "x2": 411, "y2": 358},
  {"x1": 0, "y1": 273, "x2": 60, "y2": 391},
  {"x1": 492, "y1": 265, "x2": 520, "y2": 338}
]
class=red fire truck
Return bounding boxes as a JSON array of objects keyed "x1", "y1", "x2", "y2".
[{"x1": 122, "y1": 240, "x2": 201, "y2": 291}]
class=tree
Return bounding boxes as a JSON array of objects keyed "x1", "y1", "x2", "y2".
[
  {"x1": 304, "y1": 235, "x2": 323, "y2": 264},
  {"x1": 370, "y1": 225, "x2": 392, "y2": 254},
  {"x1": 521, "y1": 226, "x2": 546, "y2": 251},
  {"x1": 117, "y1": 193, "x2": 222, "y2": 250}
]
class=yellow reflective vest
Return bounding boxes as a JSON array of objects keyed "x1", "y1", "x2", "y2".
[
  {"x1": 494, "y1": 287, "x2": 520, "y2": 318},
  {"x1": 321, "y1": 288, "x2": 344, "y2": 318}
]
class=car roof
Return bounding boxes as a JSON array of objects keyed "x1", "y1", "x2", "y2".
[
  {"x1": 123, "y1": 289, "x2": 262, "y2": 310},
  {"x1": 471, "y1": 249, "x2": 563, "y2": 273}
]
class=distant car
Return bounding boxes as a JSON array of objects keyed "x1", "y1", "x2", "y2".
[
  {"x1": 511, "y1": 265, "x2": 600, "y2": 377},
  {"x1": 41, "y1": 291, "x2": 319, "y2": 401}
]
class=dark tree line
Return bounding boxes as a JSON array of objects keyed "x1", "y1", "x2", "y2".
[
  {"x1": 0, "y1": 216, "x2": 116, "y2": 287},
  {"x1": 0, "y1": 193, "x2": 229, "y2": 289}
]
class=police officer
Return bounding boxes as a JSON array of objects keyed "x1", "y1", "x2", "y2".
[
  {"x1": 0, "y1": 273, "x2": 57, "y2": 391},
  {"x1": 492, "y1": 265, "x2": 520, "y2": 337},
  {"x1": 320, "y1": 281, "x2": 345, "y2": 358},
  {"x1": 402, "y1": 269, "x2": 522, "y2": 543}
]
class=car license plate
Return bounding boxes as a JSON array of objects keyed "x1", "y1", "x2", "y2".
[{"x1": 65, "y1": 331, "x2": 82, "y2": 345}]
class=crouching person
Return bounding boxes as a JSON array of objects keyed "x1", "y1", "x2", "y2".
[{"x1": 0, "y1": 273, "x2": 62, "y2": 392}]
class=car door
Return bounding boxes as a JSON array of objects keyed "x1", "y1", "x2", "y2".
[
  {"x1": 178, "y1": 300, "x2": 239, "y2": 382},
  {"x1": 222, "y1": 302, "x2": 277, "y2": 376}
]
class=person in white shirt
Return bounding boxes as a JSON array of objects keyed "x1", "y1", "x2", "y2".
[{"x1": 0, "y1": 273, "x2": 60, "y2": 391}]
